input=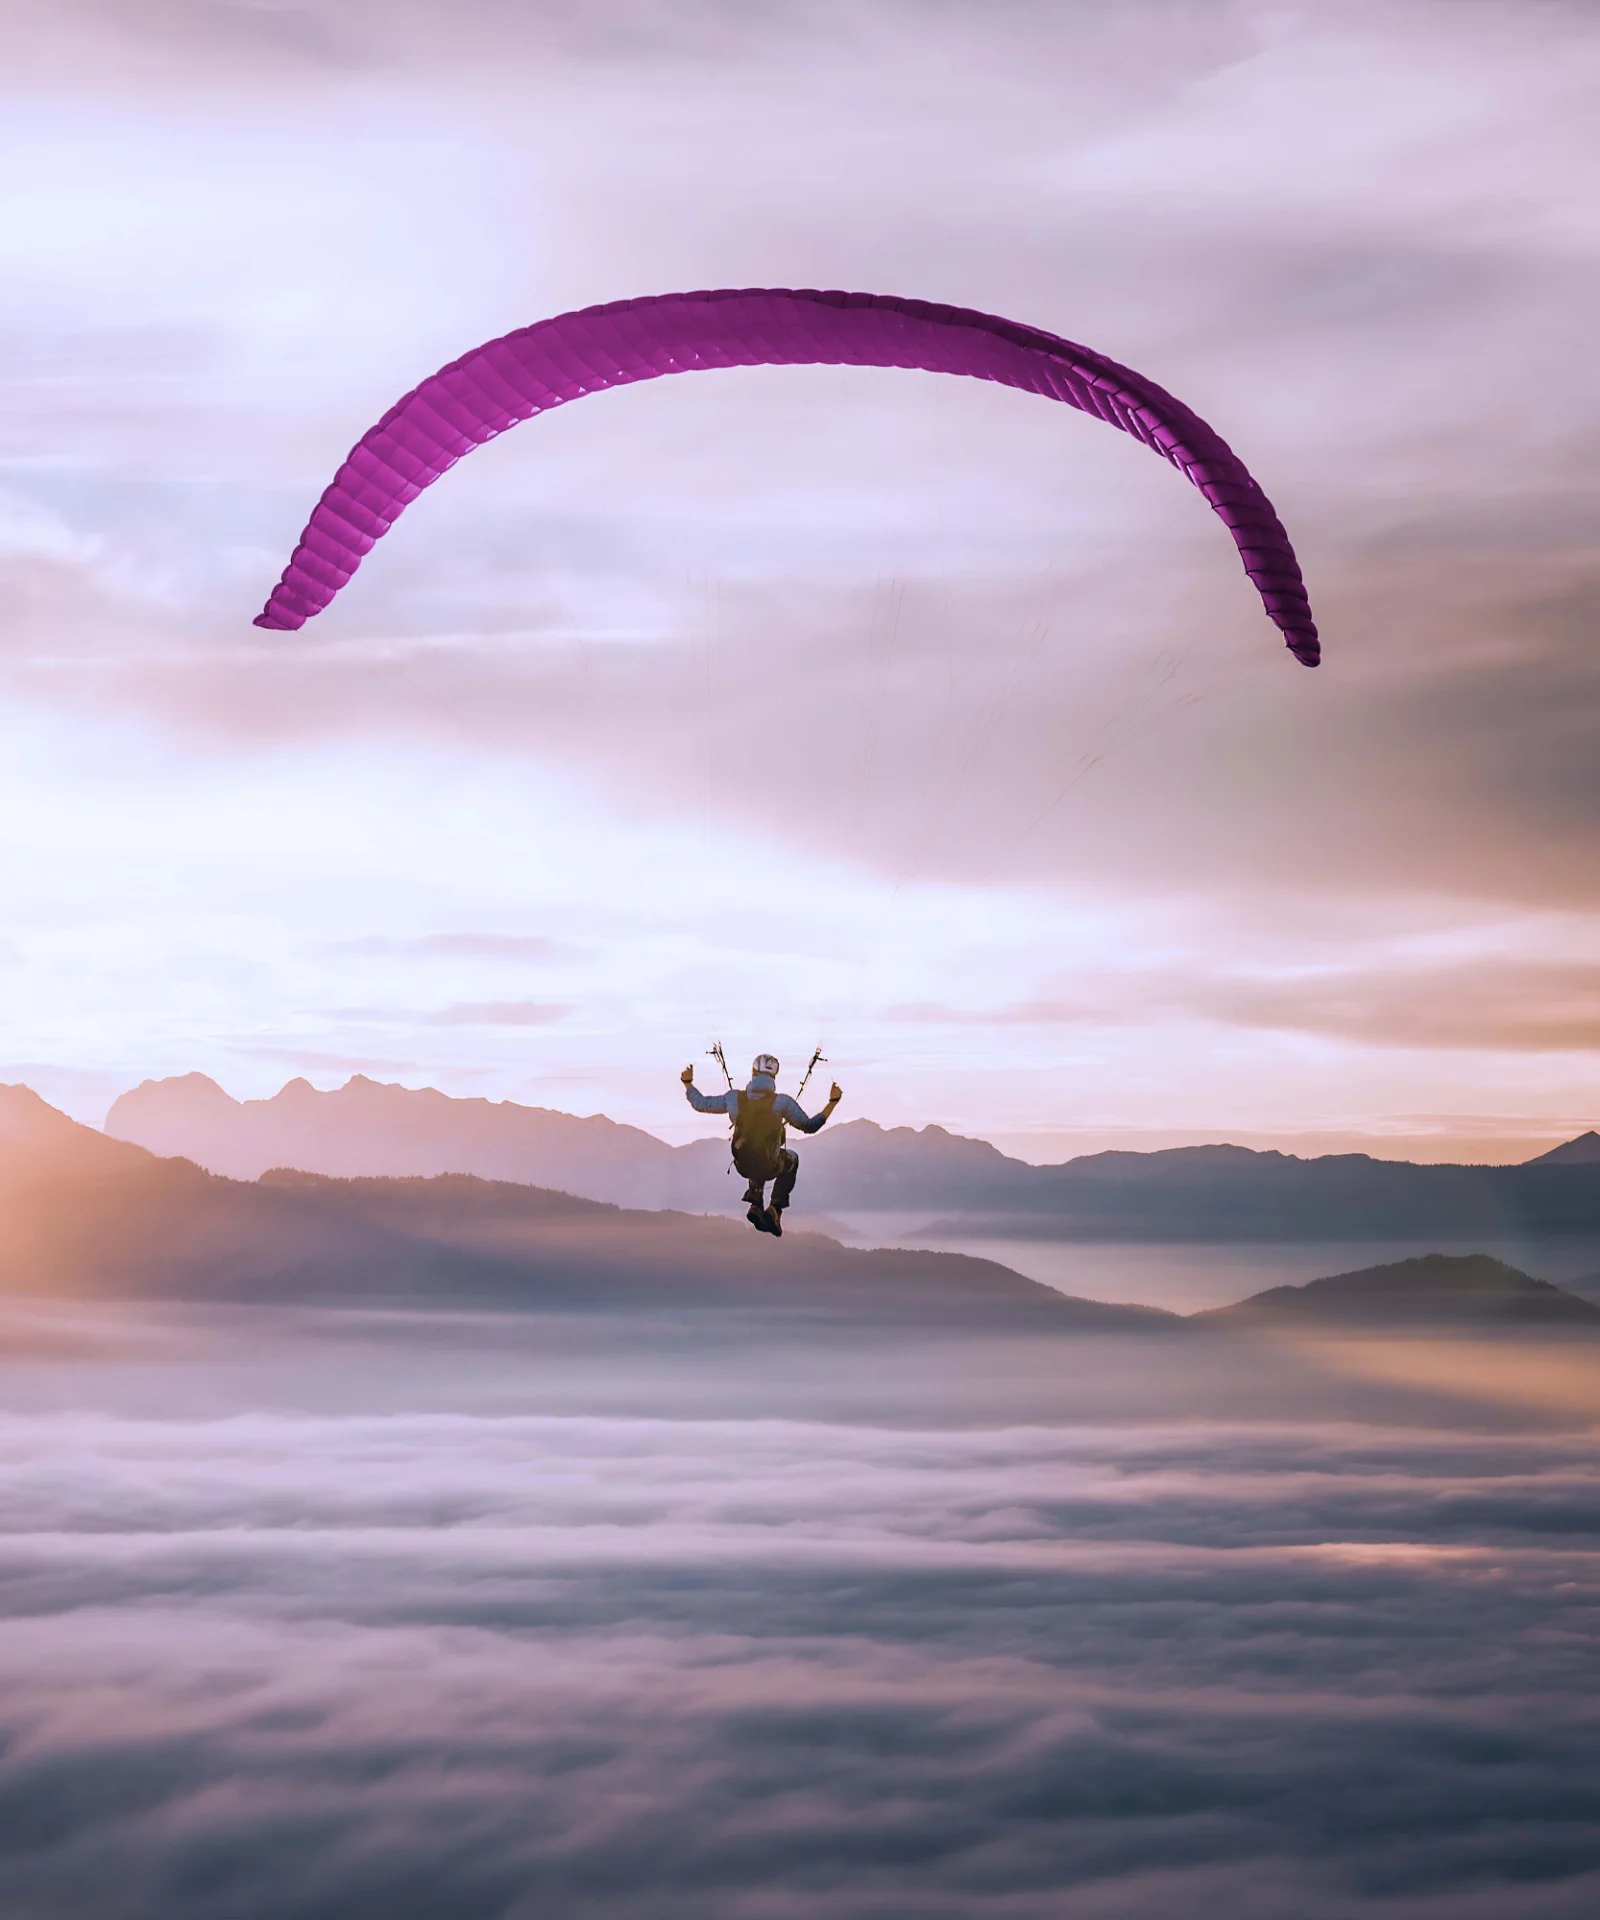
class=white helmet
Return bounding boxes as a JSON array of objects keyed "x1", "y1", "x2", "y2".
[{"x1": 751, "y1": 1054, "x2": 780, "y2": 1080}]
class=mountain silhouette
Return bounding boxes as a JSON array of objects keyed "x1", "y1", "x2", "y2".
[
  {"x1": 107, "y1": 1074, "x2": 1025, "y2": 1214},
  {"x1": 106, "y1": 1072, "x2": 698, "y2": 1201},
  {"x1": 1526, "y1": 1130, "x2": 1600, "y2": 1166},
  {"x1": 4, "y1": 1085, "x2": 1162, "y2": 1325},
  {"x1": 1196, "y1": 1253, "x2": 1600, "y2": 1327},
  {"x1": 108, "y1": 1076, "x2": 1600, "y2": 1242}
]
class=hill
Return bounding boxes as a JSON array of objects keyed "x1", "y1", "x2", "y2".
[
  {"x1": 1195, "y1": 1253, "x2": 1600, "y2": 1328},
  {"x1": 2, "y1": 1085, "x2": 1162, "y2": 1326}
]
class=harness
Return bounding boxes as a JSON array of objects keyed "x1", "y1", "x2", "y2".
[{"x1": 730, "y1": 1089, "x2": 787, "y2": 1180}]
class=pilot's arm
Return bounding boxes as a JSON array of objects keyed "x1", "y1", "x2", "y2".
[
  {"x1": 778, "y1": 1083, "x2": 843, "y2": 1135},
  {"x1": 681, "y1": 1067, "x2": 734, "y2": 1116}
]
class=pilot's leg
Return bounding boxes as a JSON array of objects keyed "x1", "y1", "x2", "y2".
[{"x1": 770, "y1": 1149, "x2": 800, "y2": 1216}]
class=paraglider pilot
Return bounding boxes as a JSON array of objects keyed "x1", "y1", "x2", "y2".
[{"x1": 682, "y1": 1053, "x2": 843, "y2": 1236}]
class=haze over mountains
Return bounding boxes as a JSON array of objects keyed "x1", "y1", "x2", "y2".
[{"x1": 109, "y1": 1073, "x2": 1600, "y2": 1243}]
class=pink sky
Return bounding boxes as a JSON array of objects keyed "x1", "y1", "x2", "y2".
[{"x1": 4, "y1": 0, "x2": 1600, "y2": 1160}]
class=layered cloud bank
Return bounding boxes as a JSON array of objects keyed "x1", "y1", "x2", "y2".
[{"x1": 1, "y1": 1309, "x2": 1599, "y2": 1917}]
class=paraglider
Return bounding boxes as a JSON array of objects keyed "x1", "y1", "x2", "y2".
[
  {"x1": 253, "y1": 289, "x2": 1322, "y2": 1232},
  {"x1": 682, "y1": 1051, "x2": 844, "y2": 1235},
  {"x1": 253, "y1": 286, "x2": 1319, "y2": 665}
]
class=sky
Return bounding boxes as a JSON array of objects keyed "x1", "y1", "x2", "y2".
[{"x1": 4, "y1": 0, "x2": 1600, "y2": 1160}]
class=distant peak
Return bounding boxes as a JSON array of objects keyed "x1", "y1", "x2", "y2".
[
  {"x1": 1526, "y1": 1130, "x2": 1600, "y2": 1166},
  {"x1": 105, "y1": 1074, "x2": 240, "y2": 1123}
]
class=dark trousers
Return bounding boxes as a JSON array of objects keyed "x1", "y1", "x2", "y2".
[{"x1": 743, "y1": 1149, "x2": 800, "y2": 1212}]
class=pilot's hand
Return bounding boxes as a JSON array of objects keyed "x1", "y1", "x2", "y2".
[
  {"x1": 828, "y1": 1082, "x2": 843, "y2": 1104},
  {"x1": 681, "y1": 1065, "x2": 695, "y2": 1086}
]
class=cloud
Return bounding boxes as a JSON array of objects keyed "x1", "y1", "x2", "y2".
[
  {"x1": 336, "y1": 933, "x2": 565, "y2": 962},
  {"x1": 234, "y1": 1046, "x2": 424, "y2": 1073},
  {"x1": 424, "y1": 1001, "x2": 571, "y2": 1027},
  {"x1": 7, "y1": 0, "x2": 1600, "y2": 1146},
  {"x1": 890, "y1": 954, "x2": 1600, "y2": 1054},
  {"x1": 0, "y1": 1310, "x2": 1599, "y2": 1916},
  {"x1": 4, "y1": 1, "x2": 1251, "y2": 92},
  {"x1": 1209, "y1": 958, "x2": 1600, "y2": 1054}
]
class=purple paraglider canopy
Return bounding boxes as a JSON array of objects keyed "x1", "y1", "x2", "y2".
[{"x1": 255, "y1": 287, "x2": 1319, "y2": 666}]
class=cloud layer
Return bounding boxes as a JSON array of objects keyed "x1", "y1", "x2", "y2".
[{"x1": 1, "y1": 1308, "x2": 1598, "y2": 1916}]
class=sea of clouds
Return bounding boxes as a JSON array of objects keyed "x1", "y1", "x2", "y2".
[{"x1": 0, "y1": 1306, "x2": 1597, "y2": 1917}]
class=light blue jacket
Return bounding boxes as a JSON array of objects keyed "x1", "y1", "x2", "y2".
[{"x1": 685, "y1": 1076, "x2": 832, "y2": 1135}]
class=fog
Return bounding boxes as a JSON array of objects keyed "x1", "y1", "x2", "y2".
[
  {"x1": 857, "y1": 1232, "x2": 1600, "y2": 1314},
  {"x1": 1, "y1": 1301, "x2": 1597, "y2": 1917}
]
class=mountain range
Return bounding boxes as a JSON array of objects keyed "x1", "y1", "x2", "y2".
[
  {"x1": 108, "y1": 1073, "x2": 1600, "y2": 1242},
  {"x1": 12, "y1": 1084, "x2": 1600, "y2": 1329}
]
